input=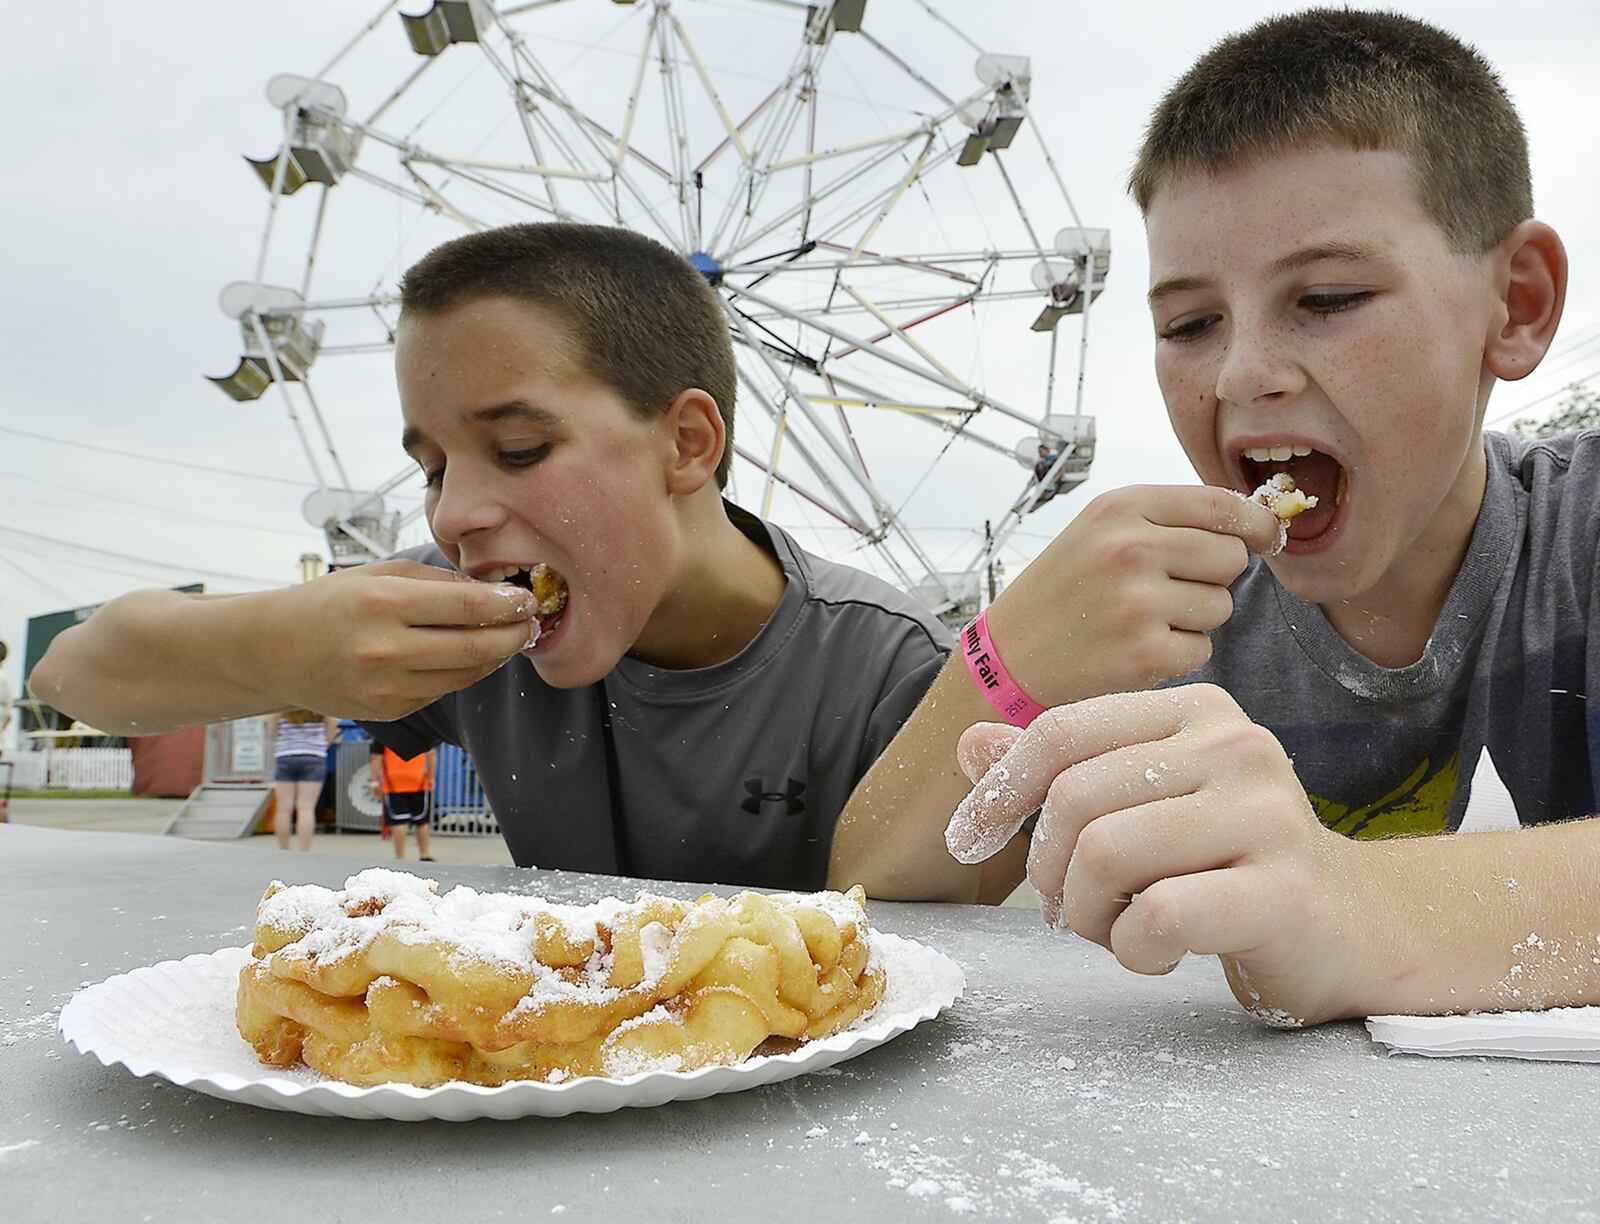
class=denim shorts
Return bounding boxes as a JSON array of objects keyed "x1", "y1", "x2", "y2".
[{"x1": 275, "y1": 754, "x2": 327, "y2": 784}]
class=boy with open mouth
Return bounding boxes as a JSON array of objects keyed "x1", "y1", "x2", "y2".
[
  {"x1": 834, "y1": 9, "x2": 1600, "y2": 1025},
  {"x1": 33, "y1": 224, "x2": 951, "y2": 890}
]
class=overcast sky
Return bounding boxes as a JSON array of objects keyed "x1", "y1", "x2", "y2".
[{"x1": 3, "y1": 0, "x2": 1597, "y2": 742}]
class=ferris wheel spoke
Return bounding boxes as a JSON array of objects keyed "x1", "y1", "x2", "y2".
[
  {"x1": 1012, "y1": 88, "x2": 1087, "y2": 234},
  {"x1": 490, "y1": 16, "x2": 688, "y2": 236},
  {"x1": 730, "y1": 362, "x2": 871, "y2": 533},
  {"x1": 721, "y1": 126, "x2": 927, "y2": 264},
  {"x1": 806, "y1": 139, "x2": 962, "y2": 254},
  {"x1": 727, "y1": 301, "x2": 910, "y2": 518},
  {"x1": 670, "y1": 15, "x2": 754, "y2": 171},
  {"x1": 655, "y1": 15, "x2": 698, "y2": 250},
  {"x1": 245, "y1": 314, "x2": 330, "y2": 492},
  {"x1": 986, "y1": 149, "x2": 1050, "y2": 264},
  {"x1": 612, "y1": 6, "x2": 663, "y2": 177},
  {"x1": 314, "y1": 1, "x2": 403, "y2": 83},
  {"x1": 720, "y1": 38, "x2": 825, "y2": 256},
  {"x1": 728, "y1": 443, "x2": 862, "y2": 534},
  {"x1": 363, "y1": 56, "x2": 440, "y2": 127},
  {"x1": 300, "y1": 186, "x2": 333, "y2": 299},
  {"x1": 400, "y1": 163, "x2": 493, "y2": 228},
  {"x1": 853, "y1": 27, "x2": 958, "y2": 110},
  {"x1": 702, "y1": 74, "x2": 799, "y2": 255}
]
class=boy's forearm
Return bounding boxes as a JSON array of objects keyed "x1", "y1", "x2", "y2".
[
  {"x1": 829, "y1": 656, "x2": 1003, "y2": 903},
  {"x1": 30, "y1": 589, "x2": 292, "y2": 735},
  {"x1": 1342, "y1": 816, "x2": 1600, "y2": 1016}
]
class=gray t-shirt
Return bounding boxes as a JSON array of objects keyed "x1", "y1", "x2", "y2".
[
  {"x1": 363, "y1": 505, "x2": 952, "y2": 888},
  {"x1": 1179, "y1": 430, "x2": 1600, "y2": 837}
]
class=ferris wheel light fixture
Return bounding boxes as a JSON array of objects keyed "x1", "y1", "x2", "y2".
[
  {"x1": 207, "y1": 283, "x2": 323, "y2": 402},
  {"x1": 401, "y1": 0, "x2": 484, "y2": 57},
  {"x1": 245, "y1": 75, "x2": 360, "y2": 194},
  {"x1": 807, "y1": 0, "x2": 869, "y2": 44}
]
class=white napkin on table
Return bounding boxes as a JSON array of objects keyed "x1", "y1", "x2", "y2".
[{"x1": 1366, "y1": 1008, "x2": 1600, "y2": 1062}]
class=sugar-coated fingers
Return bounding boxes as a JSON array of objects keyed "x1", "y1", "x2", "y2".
[
  {"x1": 945, "y1": 688, "x2": 1216, "y2": 865},
  {"x1": 1023, "y1": 747, "x2": 1206, "y2": 923},
  {"x1": 1057, "y1": 794, "x2": 1264, "y2": 947},
  {"x1": 353, "y1": 560, "x2": 539, "y2": 629},
  {"x1": 1145, "y1": 485, "x2": 1284, "y2": 557},
  {"x1": 955, "y1": 721, "x2": 1024, "y2": 784},
  {"x1": 1104, "y1": 867, "x2": 1286, "y2": 977}
]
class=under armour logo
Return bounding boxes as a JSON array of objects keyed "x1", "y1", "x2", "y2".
[{"x1": 742, "y1": 777, "x2": 806, "y2": 816}]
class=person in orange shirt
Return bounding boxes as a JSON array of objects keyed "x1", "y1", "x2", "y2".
[{"x1": 369, "y1": 743, "x2": 436, "y2": 861}]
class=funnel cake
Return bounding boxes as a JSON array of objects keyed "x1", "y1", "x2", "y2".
[
  {"x1": 1249, "y1": 472, "x2": 1318, "y2": 521},
  {"x1": 235, "y1": 869, "x2": 886, "y2": 1087}
]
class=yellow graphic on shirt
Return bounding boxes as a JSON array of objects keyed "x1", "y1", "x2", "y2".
[{"x1": 1307, "y1": 753, "x2": 1460, "y2": 840}]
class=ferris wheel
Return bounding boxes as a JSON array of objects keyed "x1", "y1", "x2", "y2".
[{"x1": 208, "y1": 0, "x2": 1110, "y2": 620}]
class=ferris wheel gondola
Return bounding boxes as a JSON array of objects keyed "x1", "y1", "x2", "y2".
[{"x1": 207, "y1": 0, "x2": 1111, "y2": 620}]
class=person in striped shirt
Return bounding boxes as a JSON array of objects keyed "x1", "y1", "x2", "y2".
[{"x1": 270, "y1": 710, "x2": 335, "y2": 852}]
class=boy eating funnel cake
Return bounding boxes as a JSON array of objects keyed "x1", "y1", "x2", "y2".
[
  {"x1": 833, "y1": 9, "x2": 1600, "y2": 1025},
  {"x1": 33, "y1": 223, "x2": 950, "y2": 890}
]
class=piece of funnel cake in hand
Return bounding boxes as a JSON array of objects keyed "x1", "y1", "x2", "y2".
[
  {"x1": 235, "y1": 869, "x2": 886, "y2": 1087},
  {"x1": 1249, "y1": 472, "x2": 1319, "y2": 522}
]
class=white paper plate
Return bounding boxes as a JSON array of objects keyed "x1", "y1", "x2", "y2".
[{"x1": 59, "y1": 934, "x2": 964, "y2": 1121}]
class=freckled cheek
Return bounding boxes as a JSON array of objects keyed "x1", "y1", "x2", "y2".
[{"x1": 1155, "y1": 358, "x2": 1218, "y2": 462}]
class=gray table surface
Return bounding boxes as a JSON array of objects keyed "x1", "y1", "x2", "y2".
[{"x1": 2, "y1": 823, "x2": 1594, "y2": 1223}]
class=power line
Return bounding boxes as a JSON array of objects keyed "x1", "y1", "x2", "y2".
[
  {"x1": 1485, "y1": 365, "x2": 1600, "y2": 428},
  {"x1": 0, "y1": 523, "x2": 288, "y2": 587},
  {"x1": 0, "y1": 424, "x2": 317, "y2": 488},
  {"x1": 0, "y1": 547, "x2": 82, "y2": 607},
  {"x1": 0, "y1": 472, "x2": 315, "y2": 538}
]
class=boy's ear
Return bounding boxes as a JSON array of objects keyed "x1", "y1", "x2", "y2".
[
  {"x1": 661, "y1": 388, "x2": 726, "y2": 496},
  {"x1": 1484, "y1": 220, "x2": 1567, "y2": 382}
]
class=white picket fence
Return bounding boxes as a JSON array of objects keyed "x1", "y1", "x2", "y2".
[{"x1": 8, "y1": 748, "x2": 133, "y2": 792}]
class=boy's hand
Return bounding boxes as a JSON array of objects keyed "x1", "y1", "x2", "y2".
[
  {"x1": 261, "y1": 560, "x2": 540, "y2": 721},
  {"x1": 944, "y1": 685, "x2": 1367, "y2": 1026},
  {"x1": 987, "y1": 486, "x2": 1282, "y2": 705}
]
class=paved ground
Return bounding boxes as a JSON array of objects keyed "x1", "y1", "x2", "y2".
[
  {"x1": 2, "y1": 796, "x2": 1040, "y2": 904},
  {"x1": 3, "y1": 797, "x2": 515, "y2": 867}
]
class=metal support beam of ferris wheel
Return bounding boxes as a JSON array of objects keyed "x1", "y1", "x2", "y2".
[
  {"x1": 963, "y1": 260, "x2": 1103, "y2": 594},
  {"x1": 701, "y1": 61, "x2": 814, "y2": 253},
  {"x1": 484, "y1": 22, "x2": 684, "y2": 238},
  {"x1": 656, "y1": 13, "x2": 699, "y2": 250},
  {"x1": 670, "y1": 14, "x2": 754, "y2": 168},
  {"x1": 493, "y1": 23, "x2": 677, "y2": 190},
  {"x1": 724, "y1": 311, "x2": 875, "y2": 532},
  {"x1": 727, "y1": 282, "x2": 1040, "y2": 432},
  {"x1": 726, "y1": 304, "x2": 961, "y2": 606},
  {"x1": 486, "y1": 9, "x2": 676, "y2": 201},
  {"x1": 960, "y1": 88, "x2": 1102, "y2": 596},
  {"x1": 722, "y1": 78, "x2": 991, "y2": 264},
  {"x1": 728, "y1": 364, "x2": 876, "y2": 542}
]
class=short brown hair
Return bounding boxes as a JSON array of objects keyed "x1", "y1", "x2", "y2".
[
  {"x1": 1129, "y1": 9, "x2": 1531, "y2": 254},
  {"x1": 399, "y1": 223, "x2": 737, "y2": 487}
]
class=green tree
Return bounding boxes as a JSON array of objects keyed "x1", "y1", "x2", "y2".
[{"x1": 1506, "y1": 383, "x2": 1600, "y2": 439}]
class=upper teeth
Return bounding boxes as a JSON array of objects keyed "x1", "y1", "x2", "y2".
[
  {"x1": 1242, "y1": 444, "x2": 1313, "y2": 462},
  {"x1": 478, "y1": 565, "x2": 530, "y2": 583}
]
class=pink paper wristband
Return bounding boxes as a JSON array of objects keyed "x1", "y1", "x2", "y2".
[{"x1": 960, "y1": 609, "x2": 1047, "y2": 728}]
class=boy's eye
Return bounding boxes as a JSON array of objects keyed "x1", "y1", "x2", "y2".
[
  {"x1": 1157, "y1": 313, "x2": 1219, "y2": 343},
  {"x1": 1301, "y1": 290, "x2": 1374, "y2": 317},
  {"x1": 500, "y1": 444, "x2": 551, "y2": 469},
  {"x1": 419, "y1": 466, "x2": 443, "y2": 491}
]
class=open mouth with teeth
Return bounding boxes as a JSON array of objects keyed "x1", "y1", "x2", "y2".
[
  {"x1": 478, "y1": 563, "x2": 570, "y2": 637},
  {"x1": 1238, "y1": 443, "x2": 1349, "y2": 546}
]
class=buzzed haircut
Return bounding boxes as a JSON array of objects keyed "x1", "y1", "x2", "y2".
[
  {"x1": 1129, "y1": 8, "x2": 1532, "y2": 254},
  {"x1": 400, "y1": 223, "x2": 738, "y2": 487}
]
